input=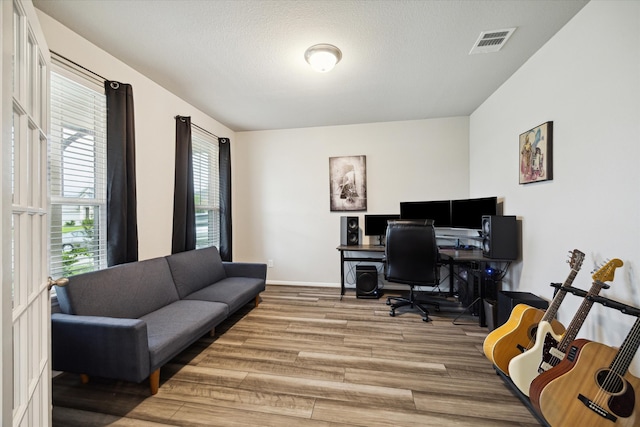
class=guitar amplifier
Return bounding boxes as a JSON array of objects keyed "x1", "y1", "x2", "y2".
[{"x1": 497, "y1": 291, "x2": 548, "y2": 327}]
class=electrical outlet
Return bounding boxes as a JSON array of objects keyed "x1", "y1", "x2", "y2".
[{"x1": 268, "y1": 259, "x2": 274, "y2": 268}]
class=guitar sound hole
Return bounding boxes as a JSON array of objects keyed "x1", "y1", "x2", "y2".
[
  {"x1": 596, "y1": 369, "x2": 625, "y2": 394},
  {"x1": 529, "y1": 326, "x2": 538, "y2": 340}
]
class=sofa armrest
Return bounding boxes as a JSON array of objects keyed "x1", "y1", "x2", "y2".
[
  {"x1": 223, "y1": 262, "x2": 267, "y2": 280},
  {"x1": 51, "y1": 313, "x2": 150, "y2": 383}
]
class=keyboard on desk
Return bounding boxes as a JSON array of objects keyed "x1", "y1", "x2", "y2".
[{"x1": 438, "y1": 245, "x2": 480, "y2": 251}]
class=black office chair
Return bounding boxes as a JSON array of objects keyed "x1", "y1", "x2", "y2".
[{"x1": 384, "y1": 220, "x2": 441, "y2": 322}]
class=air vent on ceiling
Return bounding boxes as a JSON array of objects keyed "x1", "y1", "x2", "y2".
[{"x1": 469, "y1": 28, "x2": 516, "y2": 54}]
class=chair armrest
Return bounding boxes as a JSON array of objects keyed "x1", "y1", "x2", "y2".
[
  {"x1": 223, "y1": 262, "x2": 267, "y2": 280},
  {"x1": 51, "y1": 313, "x2": 150, "y2": 383}
]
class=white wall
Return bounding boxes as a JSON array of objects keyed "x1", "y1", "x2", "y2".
[
  {"x1": 234, "y1": 117, "x2": 470, "y2": 285},
  {"x1": 36, "y1": 11, "x2": 235, "y2": 261},
  {"x1": 470, "y1": 1, "x2": 640, "y2": 371}
]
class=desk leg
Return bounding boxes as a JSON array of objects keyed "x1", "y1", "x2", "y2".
[
  {"x1": 449, "y1": 261, "x2": 454, "y2": 297},
  {"x1": 478, "y1": 266, "x2": 487, "y2": 327},
  {"x1": 340, "y1": 251, "x2": 345, "y2": 300}
]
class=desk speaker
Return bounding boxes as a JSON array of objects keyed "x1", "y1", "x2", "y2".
[
  {"x1": 340, "y1": 216, "x2": 359, "y2": 246},
  {"x1": 356, "y1": 265, "x2": 381, "y2": 298},
  {"x1": 482, "y1": 215, "x2": 517, "y2": 260}
]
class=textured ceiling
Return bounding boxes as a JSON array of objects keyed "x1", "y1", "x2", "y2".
[{"x1": 33, "y1": 0, "x2": 589, "y2": 132}]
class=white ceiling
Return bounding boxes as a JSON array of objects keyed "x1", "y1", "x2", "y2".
[{"x1": 33, "y1": 0, "x2": 589, "y2": 132}]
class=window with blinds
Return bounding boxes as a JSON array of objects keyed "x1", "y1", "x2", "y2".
[
  {"x1": 49, "y1": 65, "x2": 107, "y2": 277},
  {"x1": 192, "y1": 127, "x2": 220, "y2": 249}
]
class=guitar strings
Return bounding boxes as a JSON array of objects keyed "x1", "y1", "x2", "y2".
[
  {"x1": 525, "y1": 253, "x2": 582, "y2": 353},
  {"x1": 591, "y1": 317, "x2": 640, "y2": 410},
  {"x1": 547, "y1": 280, "x2": 609, "y2": 370}
]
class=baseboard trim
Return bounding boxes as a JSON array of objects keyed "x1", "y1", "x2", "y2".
[
  {"x1": 265, "y1": 281, "x2": 451, "y2": 293},
  {"x1": 266, "y1": 280, "x2": 340, "y2": 288}
]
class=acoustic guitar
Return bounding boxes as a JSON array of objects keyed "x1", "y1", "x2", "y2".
[
  {"x1": 482, "y1": 249, "x2": 584, "y2": 374},
  {"x1": 508, "y1": 260, "x2": 621, "y2": 397},
  {"x1": 531, "y1": 319, "x2": 640, "y2": 427}
]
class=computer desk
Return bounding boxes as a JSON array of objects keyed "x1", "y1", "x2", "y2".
[
  {"x1": 336, "y1": 245, "x2": 513, "y2": 327},
  {"x1": 336, "y1": 245, "x2": 385, "y2": 299}
]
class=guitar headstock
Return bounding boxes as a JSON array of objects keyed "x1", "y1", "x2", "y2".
[
  {"x1": 568, "y1": 249, "x2": 586, "y2": 272},
  {"x1": 592, "y1": 258, "x2": 624, "y2": 282}
]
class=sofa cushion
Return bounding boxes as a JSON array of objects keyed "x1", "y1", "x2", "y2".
[
  {"x1": 140, "y1": 300, "x2": 228, "y2": 370},
  {"x1": 183, "y1": 277, "x2": 265, "y2": 313},
  {"x1": 57, "y1": 257, "x2": 179, "y2": 319},
  {"x1": 165, "y1": 247, "x2": 227, "y2": 298}
]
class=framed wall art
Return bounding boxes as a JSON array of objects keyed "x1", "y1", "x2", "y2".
[
  {"x1": 329, "y1": 155, "x2": 367, "y2": 211},
  {"x1": 519, "y1": 121, "x2": 553, "y2": 184}
]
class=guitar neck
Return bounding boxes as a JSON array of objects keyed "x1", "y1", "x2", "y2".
[
  {"x1": 541, "y1": 269, "x2": 579, "y2": 322},
  {"x1": 558, "y1": 281, "x2": 606, "y2": 352},
  {"x1": 611, "y1": 317, "x2": 640, "y2": 376}
]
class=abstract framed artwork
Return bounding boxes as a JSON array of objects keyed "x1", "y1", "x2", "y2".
[
  {"x1": 329, "y1": 155, "x2": 367, "y2": 211},
  {"x1": 519, "y1": 121, "x2": 553, "y2": 184}
]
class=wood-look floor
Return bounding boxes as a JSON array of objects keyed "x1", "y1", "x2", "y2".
[{"x1": 52, "y1": 285, "x2": 542, "y2": 426}]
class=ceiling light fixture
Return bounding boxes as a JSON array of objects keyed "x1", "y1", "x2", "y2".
[{"x1": 304, "y1": 44, "x2": 342, "y2": 73}]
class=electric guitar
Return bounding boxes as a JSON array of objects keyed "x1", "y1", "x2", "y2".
[
  {"x1": 508, "y1": 258, "x2": 622, "y2": 396},
  {"x1": 482, "y1": 249, "x2": 584, "y2": 374},
  {"x1": 531, "y1": 319, "x2": 640, "y2": 427}
]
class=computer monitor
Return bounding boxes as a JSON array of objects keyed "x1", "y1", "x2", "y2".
[
  {"x1": 399, "y1": 200, "x2": 452, "y2": 227},
  {"x1": 450, "y1": 196, "x2": 497, "y2": 229},
  {"x1": 364, "y1": 214, "x2": 400, "y2": 237}
]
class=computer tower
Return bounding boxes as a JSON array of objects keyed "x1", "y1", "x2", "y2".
[{"x1": 356, "y1": 265, "x2": 381, "y2": 298}]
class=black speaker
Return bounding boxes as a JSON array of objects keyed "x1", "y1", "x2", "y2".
[
  {"x1": 497, "y1": 291, "x2": 548, "y2": 327},
  {"x1": 340, "y1": 216, "x2": 359, "y2": 246},
  {"x1": 356, "y1": 265, "x2": 381, "y2": 298},
  {"x1": 482, "y1": 215, "x2": 517, "y2": 259}
]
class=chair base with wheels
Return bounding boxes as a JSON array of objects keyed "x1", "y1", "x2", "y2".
[{"x1": 386, "y1": 285, "x2": 440, "y2": 322}]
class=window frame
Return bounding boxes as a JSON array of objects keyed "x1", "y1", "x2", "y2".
[
  {"x1": 48, "y1": 59, "x2": 107, "y2": 278},
  {"x1": 191, "y1": 126, "x2": 220, "y2": 250}
]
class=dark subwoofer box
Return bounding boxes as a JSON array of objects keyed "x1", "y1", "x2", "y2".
[
  {"x1": 497, "y1": 291, "x2": 548, "y2": 327},
  {"x1": 356, "y1": 265, "x2": 381, "y2": 299}
]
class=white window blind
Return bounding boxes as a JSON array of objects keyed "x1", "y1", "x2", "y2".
[
  {"x1": 192, "y1": 127, "x2": 220, "y2": 249},
  {"x1": 49, "y1": 63, "x2": 107, "y2": 277}
]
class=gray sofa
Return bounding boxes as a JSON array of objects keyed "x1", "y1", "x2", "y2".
[{"x1": 51, "y1": 246, "x2": 266, "y2": 394}]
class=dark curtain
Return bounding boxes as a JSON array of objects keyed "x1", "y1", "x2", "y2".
[
  {"x1": 218, "y1": 138, "x2": 232, "y2": 261},
  {"x1": 172, "y1": 116, "x2": 196, "y2": 253},
  {"x1": 105, "y1": 81, "x2": 138, "y2": 266}
]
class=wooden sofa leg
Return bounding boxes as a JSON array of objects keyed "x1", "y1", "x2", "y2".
[
  {"x1": 209, "y1": 327, "x2": 216, "y2": 337},
  {"x1": 80, "y1": 374, "x2": 89, "y2": 384},
  {"x1": 149, "y1": 369, "x2": 160, "y2": 395},
  {"x1": 255, "y1": 295, "x2": 261, "y2": 307}
]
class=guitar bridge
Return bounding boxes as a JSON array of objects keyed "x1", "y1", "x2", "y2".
[
  {"x1": 577, "y1": 394, "x2": 617, "y2": 422},
  {"x1": 539, "y1": 362, "x2": 553, "y2": 373}
]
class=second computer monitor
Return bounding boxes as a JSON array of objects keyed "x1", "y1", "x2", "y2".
[
  {"x1": 450, "y1": 196, "x2": 497, "y2": 229},
  {"x1": 399, "y1": 200, "x2": 452, "y2": 227}
]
